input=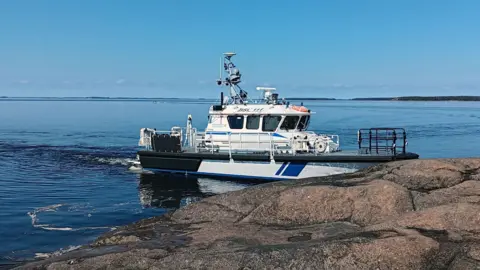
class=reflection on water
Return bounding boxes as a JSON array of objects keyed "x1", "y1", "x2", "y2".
[{"x1": 137, "y1": 173, "x2": 253, "y2": 209}]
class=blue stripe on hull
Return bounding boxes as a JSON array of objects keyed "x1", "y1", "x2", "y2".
[
  {"x1": 206, "y1": 131, "x2": 286, "y2": 138},
  {"x1": 275, "y1": 162, "x2": 287, "y2": 175},
  {"x1": 147, "y1": 168, "x2": 288, "y2": 181},
  {"x1": 272, "y1": 133, "x2": 286, "y2": 138},
  {"x1": 281, "y1": 162, "x2": 307, "y2": 177},
  {"x1": 273, "y1": 162, "x2": 307, "y2": 177},
  {"x1": 205, "y1": 131, "x2": 231, "y2": 135}
]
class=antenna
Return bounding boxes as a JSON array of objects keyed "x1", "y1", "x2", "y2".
[
  {"x1": 215, "y1": 52, "x2": 249, "y2": 104},
  {"x1": 216, "y1": 57, "x2": 222, "y2": 86},
  {"x1": 256, "y1": 87, "x2": 279, "y2": 104},
  {"x1": 219, "y1": 56, "x2": 222, "y2": 81}
]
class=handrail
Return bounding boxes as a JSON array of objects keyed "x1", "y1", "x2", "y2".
[
  {"x1": 147, "y1": 128, "x2": 343, "y2": 156},
  {"x1": 141, "y1": 126, "x2": 409, "y2": 157},
  {"x1": 193, "y1": 131, "x2": 343, "y2": 158},
  {"x1": 357, "y1": 128, "x2": 407, "y2": 155}
]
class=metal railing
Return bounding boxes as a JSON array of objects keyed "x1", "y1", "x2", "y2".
[
  {"x1": 197, "y1": 132, "x2": 270, "y2": 151},
  {"x1": 142, "y1": 128, "x2": 342, "y2": 160},
  {"x1": 357, "y1": 128, "x2": 407, "y2": 155},
  {"x1": 142, "y1": 127, "x2": 408, "y2": 159},
  {"x1": 139, "y1": 127, "x2": 191, "y2": 150},
  {"x1": 193, "y1": 131, "x2": 341, "y2": 161}
]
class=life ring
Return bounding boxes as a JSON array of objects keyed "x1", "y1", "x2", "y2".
[{"x1": 291, "y1": 105, "x2": 309, "y2": 112}]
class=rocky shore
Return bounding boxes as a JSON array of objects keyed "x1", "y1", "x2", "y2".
[{"x1": 17, "y1": 158, "x2": 480, "y2": 269}]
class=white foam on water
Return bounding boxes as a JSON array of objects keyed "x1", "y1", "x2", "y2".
[
  {"x1": 92, "y1": 156, "x2": 137, "y2": 166},
  {"x1": 127, "y1": 159, "x2": 145, "y2": 173},
  {"x1": 34, "y1": 225, "x2": 73, "y2": 231},
  {"x1": 128, "y1": 165, "x2": 144, "y2": 172},
  {"x1": 34, "y1": 245, "x2": 82, "y2": 259},
  {"x1": 27, "y1": 203, "x2": 65, "y2": 227},
  {"x1": 27, "y1": 203, "x2": 116, "y2": 232},
  {"x1": 75, "y1": 154, "x2": 138, "y2": 167},
  {"x1": 78, "y1": 154, "x2": 145, "y2": 173},
  {"x1": 34, "y1": 203, "x2": 64, "y2": 213}
]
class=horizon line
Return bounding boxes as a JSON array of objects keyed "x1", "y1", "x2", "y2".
[{"x1": 1, "y1": 95, "x2": 480, "y2": 101}]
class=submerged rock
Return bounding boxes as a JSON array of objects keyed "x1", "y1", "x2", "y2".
[{"x1": 16, "y1": 158, "x2": 480, "y2": 269}]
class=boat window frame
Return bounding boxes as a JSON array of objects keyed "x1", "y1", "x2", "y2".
[
  {"x1": 208, "y1": 115, "x2": 223, "y2": 125},
  {"x1": 261, "y1": 115, "x2": 282, "y2": 132},
  {"x1": 227, "y1": 114, "x2": 245, "y2": 130},
  {"x1": 245, "y1": 115, "x2": 261, "y2": 130},
  {"x1": 297, "y1": 115, "x2": 311, "y2": 131},
  {"x1": 280, "y1": 115, "x2": 300, "y2": 131}
]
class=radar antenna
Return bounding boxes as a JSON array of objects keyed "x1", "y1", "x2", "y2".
[
  {"x1": 256, "y1": 87, "x2": 279, "y2": 104},
  {"x1": 216, "y1": 52, "x2": 249, "y2": 104}
]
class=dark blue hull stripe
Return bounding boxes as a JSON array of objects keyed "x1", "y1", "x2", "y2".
[
  {"x1": 147, "y1": 168, "x2": 287, "y2": 181},
  {"x1": 275, "y1": 162, "x2": 287, "y2": 175},
  {"x1": 282, "y1": 162, "x2": 307, "y2": 177},
  {"x1": 273, "y1": 162, "x2": 308, "y2": 177}
]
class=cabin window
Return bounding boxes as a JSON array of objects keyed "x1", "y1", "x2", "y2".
[
  {"x1": 209, "y1": 115, "x2": 221, "y2": 124},
  {"x1": 280, "y1": 116, "x2": 300, "y2": 131},
  {"x1": 297, "y1": 115, "x2": 310, "y2": 130},
  {"x1": 246, "y1": 116, "x2": 260, "y2": 130},
  {"x1": 227, "y1": 115, "x2": 244, "y2": 129},
  {"x1": 262, "y1": 116, "x2": 282, "y2": 132}
]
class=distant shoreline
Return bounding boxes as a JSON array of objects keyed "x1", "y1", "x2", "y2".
[
  {"x1": 351, "y1": 96, "x2": 480, "y2": 101},
  {"x1": 289, "y1": 96, "x2": 480, "y2": 101},
  {"x1": 1, "y1": 96, "x2": 480, "y2": 101}
]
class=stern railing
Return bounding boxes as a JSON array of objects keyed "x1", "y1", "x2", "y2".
[{"x1": 357, "y1": 128, "x2": 407, "y2": 155}]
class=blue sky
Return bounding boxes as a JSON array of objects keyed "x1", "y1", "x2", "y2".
[{"x1": 1, "y1": 0, "x2": 479, "y2": 98}]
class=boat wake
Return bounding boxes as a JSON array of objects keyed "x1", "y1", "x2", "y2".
[
  {"x1": 76, "y1": 155, "x2": 138, "y2": 167},
  {"x1": 0, "y1": 141, "x2": 139, "y2": 171}
]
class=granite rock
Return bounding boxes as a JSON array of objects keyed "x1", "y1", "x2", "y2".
[{"x1": 16, "y1": 158, "x2": 480, "y2": 270}]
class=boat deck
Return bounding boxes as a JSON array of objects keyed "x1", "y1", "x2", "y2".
[
  {"x1": 139, "y1": 148, "x2": 419, "y2": 163},
  {"x1": 140, "y1": 127, "x2": 418, "y2": 163}
]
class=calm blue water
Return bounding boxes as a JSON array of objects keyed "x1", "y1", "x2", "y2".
[{"x1": 1, "y1": 100, "x2": 480, "y2": 264}]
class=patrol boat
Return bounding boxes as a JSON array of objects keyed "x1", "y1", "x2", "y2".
[{"x1": 134, "y1": 52, "x2": 419, "y2": 181}]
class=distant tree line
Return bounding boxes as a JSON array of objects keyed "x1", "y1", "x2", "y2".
[
  {"x1": 352, "y1": 96, "x2": 480, "y2": 101},
  {"x1": 286, "y1": 97, "x2": 336, "y2": 100}
]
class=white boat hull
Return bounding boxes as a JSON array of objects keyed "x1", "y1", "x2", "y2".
[{"x1": 145, "y1": 160, "x2": 377, "y2": 181}]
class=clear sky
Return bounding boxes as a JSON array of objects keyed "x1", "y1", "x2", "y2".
[{"x1": 1, "y1": 0, "x2": 479, "y2": 98}]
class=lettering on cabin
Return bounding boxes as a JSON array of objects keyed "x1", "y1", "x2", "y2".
[{"x1": 235, "y1": 108, "x2": 264, "y2": 113}]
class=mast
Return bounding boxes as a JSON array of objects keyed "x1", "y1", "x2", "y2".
[{"x1": 216, "y1": 52, "x2": 249, "y2": 104}]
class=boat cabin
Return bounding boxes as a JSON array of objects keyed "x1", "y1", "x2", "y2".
[{"x1": 206, "y1": 104, "x2": 311, "y2": 134}]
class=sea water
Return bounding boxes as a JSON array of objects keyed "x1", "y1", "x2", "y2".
[{"x1": 1, "y1": 99, "x2": 479, "y2": 264}]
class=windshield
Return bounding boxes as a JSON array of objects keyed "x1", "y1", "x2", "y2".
[
  {"x1": 280, "y1": 116, "x2": 300, "y2": 131},
  {"x1": 262, "y1": 116, "x2": 282, "y2": 131},
  {"x1": 297, "y1": 115, "x2": 310, "y2": 131}
]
